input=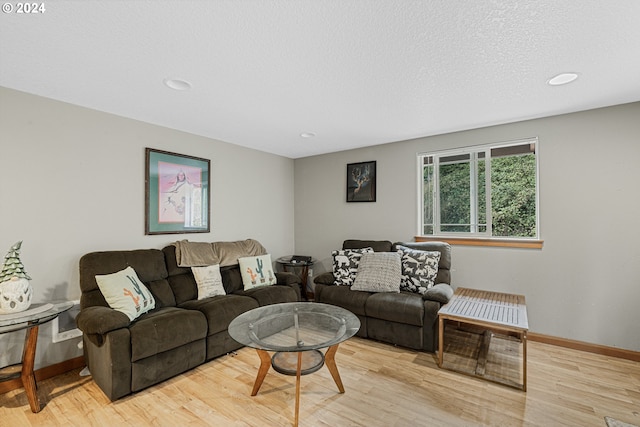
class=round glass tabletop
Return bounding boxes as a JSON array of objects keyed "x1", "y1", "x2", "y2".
[
  {"x1": 0, "y1": 301, "x2": 74, "y2": 334},
  {"x1": 228, "y1": 302, "x2": 360, "y2": 352}
]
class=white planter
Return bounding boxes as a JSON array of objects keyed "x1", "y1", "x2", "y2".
[{"x1": 0, "y1": 277, "x2": 33, "y2": 314}]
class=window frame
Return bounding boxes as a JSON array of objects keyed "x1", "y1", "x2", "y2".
[{"x1": 417, "y1": 137, "x2": 541, "y2": 243}]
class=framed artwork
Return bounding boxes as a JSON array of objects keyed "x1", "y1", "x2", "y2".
[
  {"x1": 346, "y1": 160, "x2": 376, "y2": 202},
  {"x1": 145, "y1": 148, "x2": 210, "y2": 235}
]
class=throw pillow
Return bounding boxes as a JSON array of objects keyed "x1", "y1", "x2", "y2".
[
  {"x1": 351, "y1": 252, "x2": 402, "y2": 293},
  {"x1": 239, "y1": 254, "x2": 277, "y2": 290},
  {"x1": 396, "y1": 245, "x2": 441, "y2": 294},
  {"x1": 191, "y1": 264, "x2": 226, "y2": 299},
  {"x1": 95, "y1": 266, "x2": 156, "y2": 321},
  {"x1": 332, "y1": 247, "x2": 373, "y2": 286}
]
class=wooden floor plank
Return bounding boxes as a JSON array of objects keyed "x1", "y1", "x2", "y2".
[{"x1": 1, "y1": 337, "x2": 639, "y2": 426}]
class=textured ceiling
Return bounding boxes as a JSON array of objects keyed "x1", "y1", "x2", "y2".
[{"x1": 1, "y1": 1, "x2": 639, "y2": 158}]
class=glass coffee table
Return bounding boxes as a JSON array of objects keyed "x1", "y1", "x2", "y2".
[{"x1": 228, "y1": 302, "x2": 360, "y2": 426}]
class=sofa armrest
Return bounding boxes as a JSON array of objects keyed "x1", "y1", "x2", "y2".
[
  {"x1": 76, "y1": 306, "x2": 130, "y2": 335},
  {"x1": 275, "y1": 271, "x2": 301, "y2": 286},
  {"x1": 313, "y1": 271, "x2": 335, "y2": 286},
  {"x1": 422, "y1": 283, "x2": 454, "y2": 304}
]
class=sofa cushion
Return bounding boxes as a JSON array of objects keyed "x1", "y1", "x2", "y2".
[
  {"x1": 396, "y1": 245, "x2": 441, "y2": 294},
  {"x1": 95, "y1": 266, "x2": 156, "y2": 321},
  {"x1": 80, "y1": 249, "x2": 168, "y2": 309},
  {"x1": 351, "y1": 252, "x2": 401, "y2": 293},
  {"x1": 239, "y1": 254, "x2": 277, "y2": 289},
  {"x1": 146, "y1": 278, "x2": 176, "y2": 308},
  {"x1": 191, "y1": 265, "x2": 226, "y2": 299},
  {"x1": 332, "y1": 247, "x2": 373, "y2": 286},
  {"x1": 235, "y1": 284, "x2": 299, "y2": 306},
  {"x1": 343, "y1": 239, "x2": 393, "y2": 252},
  {"x1": 167, "y1": 273, "x2": 198, "y2": 305},
  {"x1": 365, "y1": 292, "x2": 425, "y2": 327},
  {"x1": 219, "y1": 265, "x2": 244, "y2": 294},
  {"x1": 129, "y1": 307, "x2": 207, "y2": 362},
  {"x1": 316, "y1": 285, "x2": 371, "y2": 317},
  {"x1": 180, "y1": 294, "x2": 259, "y2": 336}
]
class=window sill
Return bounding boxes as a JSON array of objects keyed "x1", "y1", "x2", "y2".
[{"x1": 414, "y1": 236, "x2": 543, "y2": 249}]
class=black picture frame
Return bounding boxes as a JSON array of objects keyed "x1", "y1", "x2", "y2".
[
  {"x1": 346, "y1": 161, "x2": 376, "y2": 202},
  {"x1": 145, "y1": 148, "x2": 210, "y2": 235}
]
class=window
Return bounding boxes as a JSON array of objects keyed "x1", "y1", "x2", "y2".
[{"x1": 419, "y1": 138, "x2": 539, "y2": 239}]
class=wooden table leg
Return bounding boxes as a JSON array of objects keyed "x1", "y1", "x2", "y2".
[
  {"x1": 324, "y1": 344, "x2": 344, "y2": 393},
  {"x1": 21, "y1": 326, "x2": 41, "y2": 413},
  {"x1": 251, "y1": 349, "x2": 272, "y2": 396},
  {"x1": 294, "y1": 352, "x2": 302, "y2": 427},
  {"x1": 523, "y1": 331, "x2": 527, "y2": 392},
  {"x1": 438, "y1": 316, "x2": 444, "y2": 367}
]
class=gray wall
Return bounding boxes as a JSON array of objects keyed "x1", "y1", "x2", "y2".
[
  {"x1": 294, "y1": 102, "x2": 640, "y2": 352},
  {"x1": 0, "y1": 87, "x2": 295, "y2": 368}
]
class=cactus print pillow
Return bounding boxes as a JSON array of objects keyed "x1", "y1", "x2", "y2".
[
  {"x1": 239, "y1": 254, "x2": 277, "y2": 290},
  {"x1": 396, "y1": 245, "x2": 441, "y2": 294},
  {"x1": 332, "y1": 247, "x2": 374, "y2": 286},
  {"x1": 95, "y1": 266, "x2": 156, "y2": 321}
]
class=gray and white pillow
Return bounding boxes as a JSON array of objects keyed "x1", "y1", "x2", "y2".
[
  {"x1": 351, "y1": 252, "x2": 402, "y2": 293},
  {"x1": 397, "y1": 245, "x2": 441, "y2": 294},
  {"x1": 332, "y1": 247, "x2": 373, "y2": 286}
]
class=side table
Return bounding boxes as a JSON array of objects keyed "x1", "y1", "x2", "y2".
[
  {"x1": 438, "y1": 288, "x2": 528, "y2": 390},
  {"x1": 0, "y1": 301, "x2": 74, "y2": 412},
  {"x1": 276, "y1": 256, "x2": 315, "y2": 300}
]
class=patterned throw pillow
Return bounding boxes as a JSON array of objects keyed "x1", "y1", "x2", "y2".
[
  {"x1": 332, "y1": 247, "x2": 373, "y2": 286},
  {"x1": 191, "y1": 264, "x2": 226, "y2": 299},
  {"x1": 95, "y1": 266, "x2": 156, "y2": 321},
  {"x1": 396, "y1": 245, "x2": 441, "y2": 294},
  {"x1": 239, "y1": 254, "x2": 277, "y2": 290},
  {"x1": 351, "y1": 252, "x2": 402, "y2": 293}
]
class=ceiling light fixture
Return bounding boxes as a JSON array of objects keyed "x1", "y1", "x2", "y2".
[
  {"x1": 547, "y1": 73, "x2": 579, "y2": 86},
  {"x1": 163, "y1": 78, "x2": 192, "y2": 91},
  {"x1": 300, "y1": 132, "x2": 316, "y2": 138}
]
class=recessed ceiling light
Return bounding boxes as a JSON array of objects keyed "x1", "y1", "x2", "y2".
[
  {"x1": 300, "y1": 132, "x2": 316, "y2": 138},
  {"x1": 163, "y1": 78, "x2": 192, "y2": 91},
  {"x1": 547, "y1": 73, "x2": 579, "y2": 86}
]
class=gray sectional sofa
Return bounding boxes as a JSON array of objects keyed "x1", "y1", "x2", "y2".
[
  {"x1": 313, "y1": 239, "x2": 453, "y2": 353},
  {"x1": 76, "y1": 241, "x2": 301, "y2": 401}
]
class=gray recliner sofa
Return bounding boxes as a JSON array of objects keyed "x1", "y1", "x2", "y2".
[
  {"x1": 76, "y1": 241, "x2": 301, "y2": 401},
  {"x1": 313, "y1": 240, "x2": 453, "y2": 353}
]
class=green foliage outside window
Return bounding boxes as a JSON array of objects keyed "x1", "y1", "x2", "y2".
[
  {"x1": 491, "y1": 154, "x2": 536, "y2": 237},
  {"x1": 440, "y1": 162, "x2": 471, "y2": 232}
]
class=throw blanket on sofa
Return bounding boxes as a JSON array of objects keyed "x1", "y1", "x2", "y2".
[{"x1": 174, "y1": 239, "x2": 267, "y2": 267}]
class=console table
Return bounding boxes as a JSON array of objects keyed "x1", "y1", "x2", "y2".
[
  {"x1": 0, "y1": 301, "x2": 74, "y2": 412},
  {"x1": 438, "y1": 288, "x2": 528, "y2": 390}
]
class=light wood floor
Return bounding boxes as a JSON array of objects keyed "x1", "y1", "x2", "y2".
[{"x1": 1, "y1": 337, "x2": 639, "y2": 426}]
